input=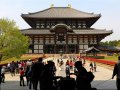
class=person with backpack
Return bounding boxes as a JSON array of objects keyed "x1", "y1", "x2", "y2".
[{"x1": 112, "y1": 56, "x2": 120, "y2": 90}]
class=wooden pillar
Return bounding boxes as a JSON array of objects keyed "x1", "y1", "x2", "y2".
[
  {"x1": 54, "y1": 34, "x2": 57, "y2": 54},
  {"x1": 77, "y1": 35, "x2": 79, "y2": 54},
  {"x1": 32, "y1": 35, "x2": 34, "y2": 53},
  {"x1": 66, "y1": 35, "x2": 68, "y2": 54},
  {"x1": 88, "y1": 35, "x2": 90, "y2": 47},
  {"x1": 43, "y1": 35, "x2": 45, "y2": 53}
]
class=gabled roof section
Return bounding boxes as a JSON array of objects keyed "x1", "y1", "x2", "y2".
[
  {"x1": 21, "y1": 7, "x2": 101, "y2": 19},
  {"x1": 83, "y1": 47, "x2": 100, "y2": 53},
  {"x1": 50, "y1": 23, "x2": 73, "y2": 32}
]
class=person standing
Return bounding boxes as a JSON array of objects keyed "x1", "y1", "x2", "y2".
[
  {"x1": 31, "y1": 57, "x2": 44, "y2": 90},
  {"x1": 1, "y1": 66, "x2": 6, "y2": 83},
  {"x1": 0, "y1": 66, "x2": 1, "y2": 90},
  {"x1": 19, "y1": 67, "x2": 25, "y2": 86},
  {"x1": 74, "y1": 61, "x2": 92, "y2": 90},
  {"x1": 89, "y1": 62, "x2": 93, "y2": 72},
  {"x1": 10, "y1": 61, "x2": 15, "y2": 77},
  {"x1": 65, "y1": 63, "x2": 70, "y2": 78},
  {"x1": 93, "y1": 62, "x2": 97, "y2": 72},
  {"x1": 112, "y1": 56, "x2": 120, "y2": 90}
]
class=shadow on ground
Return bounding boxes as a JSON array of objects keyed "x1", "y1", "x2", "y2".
[
  {"x1": 91, "y1": 80, "x2": 117, "y2": 90},
  {"x1": 0, "y1": 80, "x2": 117, "y2": 90}
]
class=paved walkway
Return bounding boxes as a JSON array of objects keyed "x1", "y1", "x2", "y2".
[{"x1": 1, "y1": 57, "x2": 117, "y2": 90}]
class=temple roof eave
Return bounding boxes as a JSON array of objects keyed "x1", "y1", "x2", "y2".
[
  {"x1": 21, "y1": 29, "x2": 113, "y2": 35},
  {"x1": 22, "y1": 15, "x2": 100, "y2": 19}
]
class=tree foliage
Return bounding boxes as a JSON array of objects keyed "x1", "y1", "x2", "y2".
[
  {"x1": 117, "y1": 41, "x2": 120, "y2": 47},
  {"x1": 100, "y1": 40, "x2": 120, "y2": 47},
  {"x1": 0, "y1": 18, "x2": 29, "y2": 61}
]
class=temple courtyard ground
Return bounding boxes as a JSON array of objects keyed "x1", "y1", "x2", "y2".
[{"x1": 1, "y1": 57, "x2": 117, "y2": 90}]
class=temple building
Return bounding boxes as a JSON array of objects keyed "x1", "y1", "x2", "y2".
[{"x1": 21, "y1": 7, "x2": 112, "y2": 54}]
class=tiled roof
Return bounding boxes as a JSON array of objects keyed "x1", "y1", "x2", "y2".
[
  {"x1": 73, "y1": 29, "x2": 113, "y2": 34},
  {"x1": 99, "y1": 46, "x2": 120, "y2": 51},
  {"x1": 21, "y1": 7, "x2": 100, "y2": 19},
  {"x1": 21, "y1": 28, "x2": 112, "y2": 35},
  {"x1": 21, "y1": 29, "x2": 51, "y2": 34},
  {"x1": 83, "y1": 47, "x2": 100, "y2": 52}
]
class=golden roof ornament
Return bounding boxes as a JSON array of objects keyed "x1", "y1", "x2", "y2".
[
  {"x1": 50, "y1": 4, "x2": 54, "y2": 7},
  {"x1": 68, "y1": 4, "x2": 71, "y2": 8}
]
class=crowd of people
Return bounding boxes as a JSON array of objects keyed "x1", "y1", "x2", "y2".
[
  {"x1": 1, "y1": 55, "x2": 120, "y2": 90},
  {"x1": 0, "y1": 56, "x2": 97, "y2": 90}
]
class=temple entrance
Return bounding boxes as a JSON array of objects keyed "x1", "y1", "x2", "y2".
[
  {"x1": 68, "y1": 45, "x2": 79, "y2": 54},
  {"x1": 44, "y1": 45, "x2": 54, "y2": 54},
  {"x1": 56, "y1": 45, "x2": 66, "y2": 54}
]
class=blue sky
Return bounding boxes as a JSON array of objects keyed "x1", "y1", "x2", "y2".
[{"x1": 0, "y1": 0, "x2": 120, "y2": 42}]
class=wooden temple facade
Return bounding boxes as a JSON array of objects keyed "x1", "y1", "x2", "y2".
[{"x1": 21, "y1": 7, "x2": 112, "y2": 54}]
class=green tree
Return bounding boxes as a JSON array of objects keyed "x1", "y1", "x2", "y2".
[
  {"x1": 0, "y1": 18, "x2": 29, "y2": 61},
  {"x1": 117, "y1": 41, "x2": 120, "y2": 47},
  {"x1": 100, "y1": 40, "x2": 120, "y2": 47}
]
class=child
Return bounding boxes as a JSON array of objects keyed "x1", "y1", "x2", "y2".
[{"x1": 19, "y1": 67, "x2": 25, "y2": 86}]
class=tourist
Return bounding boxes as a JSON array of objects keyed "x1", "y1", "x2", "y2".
[
  {"x1": 25, "y1": 65, "x2": 30, "y2": 86},
  {"x1": 93, "y1": 62, "x2": 97, "y2": 72},
  {"x1": 83, "y1": 58, "x2": 86, "y2": 66},
  {"x1": 58, "y1": 59, "x2": 63, "y2": 71},
  {"x1": 65, "y1": 60, "x2": 69, "y2": 66},
  {"x1": 31, "y1": 57, "x2": 44, "y2": 90},
  {"x1": 0, "y1": 66, "x2": 2, "y2": 84},
  {"x1": 89, "y1": 62, "x2": 94, "y2": 72},
  {"x1": 57, "y1": 59, "x2": 59, "y2": 66},
  {"x1": 40, "y1": 64, "x2": 57, "y2": 90},
  {"x1": 65, "y1": 63, "x2": 70, "y2": 78},
  {"x1": 1, "y1": 66, "x2": 6, "y2": 83},
  {"x1": 15, "y1": 61, "x2": 19, "y2": 74},
  {"x1": 112, "y1": 56, "x2": 120, "y2": 90},
  {"x1": 69, "y1": 60, "x2": 74, "y2": 70},
  {"x1": 74, "y1": 61, "x2": 92, "y2": 90},
  {"x1": 7, "y1": 63, "x2": 10, "y2": 72},
  {"x1": 10, "y1": 61, "x2": 16, "y2": 77},
  {"x1": 19, "y1": 67, "x2": 25, "y2": 86},
  {"x1": 27, "y1": 64, "x2": 33, "y2": 89}
]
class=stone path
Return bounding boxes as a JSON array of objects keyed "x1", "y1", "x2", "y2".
[{"x1": 1, "y1": 57, "x2": 117, "y2": 90}]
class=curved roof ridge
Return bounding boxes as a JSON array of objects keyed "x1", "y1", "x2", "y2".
[
  {"x1": 25, "y1": 7, "x2": 69, "y2": 15},
  {"x1": 27, "y1": 7, "x2": 52, "y2": 15},
  {"x1": 22, "y1": 7, "x2": 101, "y2": 18},
  {"x1": 70, "y1": 7, "x2": 100, "y2": 16},
  {"x1": 27, "y1": 7, "x2": 100, "y2": 16}
]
